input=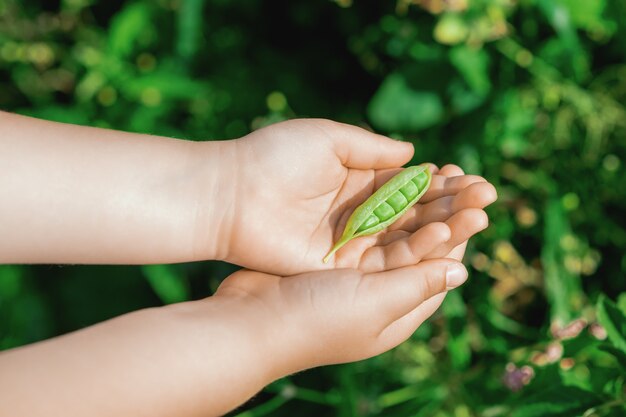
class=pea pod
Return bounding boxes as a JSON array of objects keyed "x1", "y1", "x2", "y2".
[{"x1": 323, "y1": 164, "x2": 432, "y2": 263}]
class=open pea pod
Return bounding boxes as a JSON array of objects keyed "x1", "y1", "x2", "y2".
[{"x1": 323, "y1": 164, "x2": 432, "y2": 263}]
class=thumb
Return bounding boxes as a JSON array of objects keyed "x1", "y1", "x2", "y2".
[
  {"x1": 366, "y1": 259, "x2": 468, "y2": 321},
  {"x1": 327, "y1": 121, "x2": 414, "y2": 169}
]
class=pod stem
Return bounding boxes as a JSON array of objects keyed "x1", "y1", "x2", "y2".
[{"x1": 322, "y1": 237, "x2": 350, "y2": 263}]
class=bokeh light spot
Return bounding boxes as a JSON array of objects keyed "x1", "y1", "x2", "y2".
[{"x1": 266, "y1": 91, "x2": 287, "y2": 112}]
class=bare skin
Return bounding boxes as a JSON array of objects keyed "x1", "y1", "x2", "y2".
[
  {"x1": 0, "y1": 114, "x2": 496, "y2": 272},
  {"x1": 0, "y1": 112, "x2": 497, "y2": 416},
  {"x1": 214, "y1": 119, "x2": 495, "y2": 274},
  {"x1": 0, "y1": 259, "x2": 468, "y2": 417}
]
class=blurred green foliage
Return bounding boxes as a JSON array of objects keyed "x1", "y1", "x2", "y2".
[{"x1": 1, "y1": 0, "x2": 626, "y2": 415}]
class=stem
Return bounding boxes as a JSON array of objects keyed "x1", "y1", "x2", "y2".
[
  {"x1": 265, "y1": 384, "x2": 342, "y2": 405},
  {"x1": 323, "y1": 237, "x2": 350, "y2": 263},
  {"x1": 232, "y1": 395, "x2": 290, "y2": 417},
  {"x1": 581, "y1": 398, "x2": 626, "y2": 417}
]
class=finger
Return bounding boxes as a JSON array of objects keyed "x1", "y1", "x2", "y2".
[
  {"x1": 438, "y1": 164, "x2": 465, "y2": 177},
  {"x1": 327, "y1": 121, "x2": 414, "y2": 169},
  {"x1": 215, "y1": 269, "x2": 276, "y2": 296},
  {"x1": 419, "y1": 174, "x2": 487, "y2": 203},
  {"x1": 379, "y1": 230, "x2": 470, "y2": 267},
  {"x1": 423, "y1": 163, "x2": 439, "y2": 175},
  {"x1": 377, "y1": 292, "x2": 447, "y2": 349},
  {"x1": 446, "y1": 241, "x2": 468, "y2": 262},
  {"x1": 425, "y1": 208, "x2": 488, "y2": 259},
  {"x1": 359, "y1": 222, "x2": 451, "y2": 273},
  {"x1": 389, "y1": 181, "x2": 497, "y2": 232},
  {"x1": 365, "y1": 259, "x2": 467, "y2": 321}
]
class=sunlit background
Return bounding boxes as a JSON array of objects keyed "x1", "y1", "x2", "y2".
[{"x1": 1, "y1": 0, "x2": 626, "y2": 415}]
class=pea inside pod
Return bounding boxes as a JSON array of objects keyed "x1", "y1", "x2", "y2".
[{"x1": 323, "y1": 164, "x2": 432, "y2": 263}]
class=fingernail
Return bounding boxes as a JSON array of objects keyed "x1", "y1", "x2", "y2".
[{"x1": 446, "y1": 264, "x2": 468, "y2": 289}]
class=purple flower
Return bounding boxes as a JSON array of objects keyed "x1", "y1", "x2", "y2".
[{"x1": 503, "y1": 363, "x2": 535, "y2": 392}]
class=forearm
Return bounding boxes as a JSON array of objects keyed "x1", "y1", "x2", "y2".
[
  {"x1": 0, "y1": 297, "x2": 275, "y2": 417},
  {"x1": 0, "y1": 111, "x2": 231, "y2": 264}
]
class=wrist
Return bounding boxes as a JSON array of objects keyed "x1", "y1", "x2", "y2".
[
  {"x1": 162, "y1": 296, "x2": 280, "y2": 412},
  {"x1": 186, "y1": 139, "x2": 239, "y2": 262},
  {"x1": 209, "y1": 283, "x2": 318, "y2": 379}
]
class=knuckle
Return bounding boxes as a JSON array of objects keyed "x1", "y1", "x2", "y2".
[{"x1": 420, "y1": 266, "x2": 446, "y2": 297}]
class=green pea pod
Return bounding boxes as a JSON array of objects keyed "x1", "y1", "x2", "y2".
[{"x1": 323, "y1": 164, "x2": 432, "y2": 263}]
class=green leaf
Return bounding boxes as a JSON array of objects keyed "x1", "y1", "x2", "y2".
[
  {"x1": 442, "y1": 290, "x2": 471, "y2": 369},
  {"x1": 597, "y1": 295, "x2": 626, "y2": 354},
  {"x1": 449, "y1": 45, "x2": 491, "y2": 95},
  {"x1": 511, "y1": 386, "x2": 600, "y2": 417},
  {"x1": 128, "y1": 105, "x2": 172, "y2": 134},
  {"x1": 19, "y1": 105, "x2": 92, "y2": 125},
  {"x1": 480, "y1": 302, "x2": 540, "y2": 339},
  {"x1": 433, "y1": 13, "x2": 468, "y2": 45},
  {"x1": 177, "y1": 0, "x2": 205, "y2": 60},
  {"x1": 448, "y1": 79, "x2": 487, "y2": 116},
  {"x1": 616, "y1": 293, "x2": 626, "y2": 315},
  {"x1": 122, "y1": 72, "x2": 210, "y2": 101},
  {"x1": 108, "y1": 3, "x2": 152, "y2": 58},
  {"x1": 560, "y1": 0, "x2": 612, "y2": 32},
  {"x1": 536, "y1": 1, "x2": 589, "y2": 81},
  {"x1": 231, "y1": 394, "x2": 290, "y2": 417},
  {"x1": 0, "y1": 265, "x2": 22, "y2": 300},
  {"x1": 368, "y1": 72, "x2": 444, "y2": 131},
  {"x1": 597, "y1": 344, "x2": 626, "y2": 374},
  {"x1": 142, "y1": 265, "x2": 189, "y2": 305},
  {"x1": 541, "y1": 197, "x2": 582, "y2": 323},
  {"x1": 537, "y1": 1, "x2": 579, "y2": 49}
]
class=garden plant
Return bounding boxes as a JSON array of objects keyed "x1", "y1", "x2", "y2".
[{"x1": 1, "y1": 0, "x2": 626, "y2": 416}]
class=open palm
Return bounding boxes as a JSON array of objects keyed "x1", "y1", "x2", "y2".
[{"x1": 221, "y1": 119, "x2": 496, "y2": 276}]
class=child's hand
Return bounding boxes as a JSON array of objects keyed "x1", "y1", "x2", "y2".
[
  {"x1": 203, "y1": 119, "x2": 496, "y2": 275},
  {"x1": 0, "y1": 256, "x2": 469, "y2": 417},
  {"x1": 0, "y1": 113, "x2": 495, "y2": 267},
  {"x1": 216, "y1": 258, "x2": 468, "y2": 375}
]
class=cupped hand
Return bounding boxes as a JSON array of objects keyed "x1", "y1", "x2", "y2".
[
  {"x1": 215, "y1": 257, "x2": 469, "y2": 374},
  {"x1": 208, "y1": 119, "x2": 496, "y2": 276}
]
